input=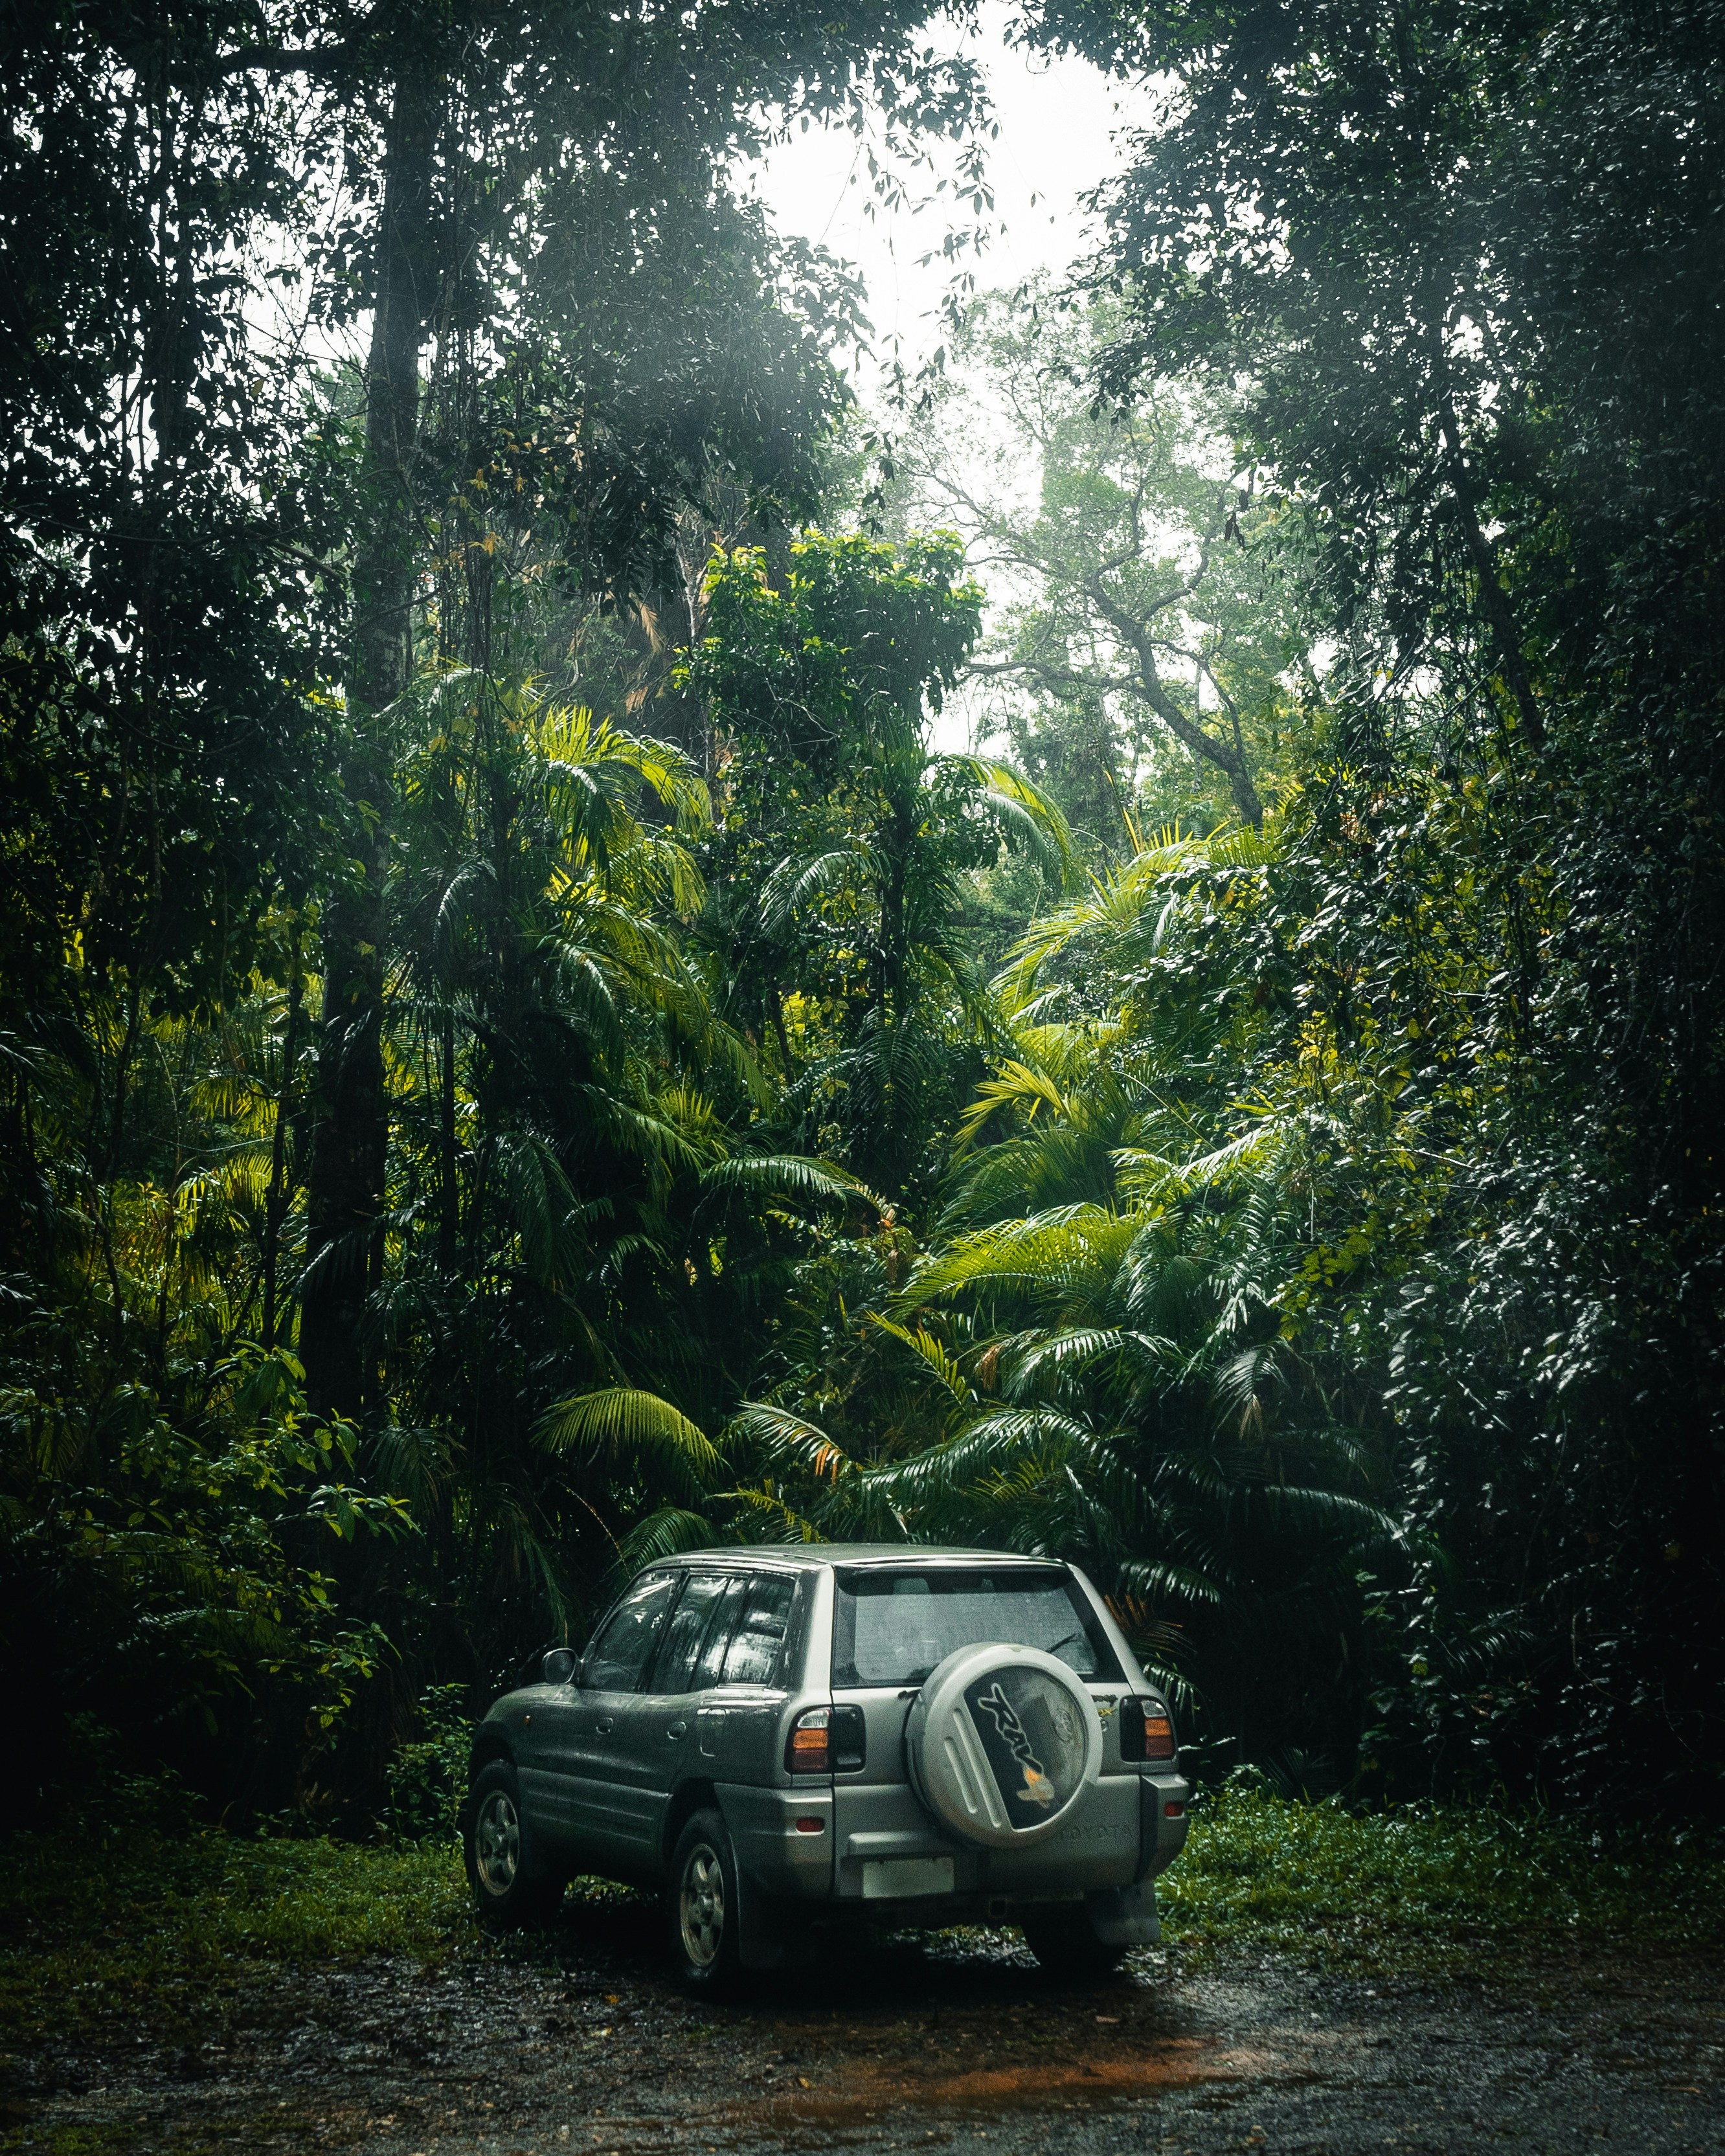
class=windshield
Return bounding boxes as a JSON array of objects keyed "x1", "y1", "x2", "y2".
[{"x1": 832, "y1": 1566, "x2": 1120, "y2": 1689}]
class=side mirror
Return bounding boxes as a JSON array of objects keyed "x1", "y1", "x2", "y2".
[{"x1": 541, "y1": 1646, "x2": 579, "y2": 1685}]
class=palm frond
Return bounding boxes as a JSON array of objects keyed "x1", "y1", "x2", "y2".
[
  {"x1": 955, "y1": 1061, "x2": 1072, "y2": 1148},
  {"x1": 759, "y1": 844, "x2": 874, "y2": 934},
  {"x1": 727, "y1": 1402, "x2": 856, "y2": 1482},
  {"x1": 723, "y1": 1483, "x2": 833, "y2": 1544},
  {"x1": 537, "y1": 1387, "x2": 721, "y2": 1504},
  {"x1": 618, "y1": 1505, "x2": 724, "y2": 1573},
  {"x1": 702, "y1": 1154, "x2": 880, "y2": 1211},
  {"x1": 943, "y1": 755, "x2": 1079, "y2": 888},
  {"x1": 900, "y1": 1204, "x2": 1136, "y2": 1314},
  {"x1": 866, "y1": 1312, "x2": 976, "y2": 1416}
]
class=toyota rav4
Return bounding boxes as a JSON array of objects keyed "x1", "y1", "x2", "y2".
[{"x1": 462, "y1": 1545, "x2": 1189, "y2": 1990}]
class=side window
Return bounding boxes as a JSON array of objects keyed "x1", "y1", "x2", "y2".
[
  {"x1": 692, "y1": 1576, "x2": 748, "y2": 1689},
  {"x1": 582, "y1": 1573, "x2": 680, "y2": 1692},
  {"x1": 721, "y1": 1573, "x2": 796, "y2": 1687},
  {"x1": 650, "y1": 1571, "x2": 733, "y2": 1695}
]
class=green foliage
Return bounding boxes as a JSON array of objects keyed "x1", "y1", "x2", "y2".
[
  {"x1": 994, "y1": 0, "x2": 1725, "y2": 1805},
  {"x1": 1164, "y1": 1787, "x2": 1725, "y2": 1972},
  {"x1": 0, "y1": 0, "x2": 1005, "y2": 1802},
  {"x1": 3, "y1": 1794, "x2": 1719, "y2": 2065},
  {"x1": 0, "y1": 1303, "x2": 406, "y2": 1801},
  {"x1": 694, "y1": 532, "x2": 984, "y2": 752},
  {"x1": 383, "y1": 1685, "x2": 474, "y2": 1845},
  {"x1": 0, "y1": 1826, "x2": 471, "y2": 2055},
  {"x1": 688, "y1": 822, "x2": 1400, "y2": 1762},
  {"x1": 688, "y1": 532, "x2": 1070, "y2": 1200}
]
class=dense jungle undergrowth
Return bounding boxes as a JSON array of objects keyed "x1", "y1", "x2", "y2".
[{"x1": 3, "y1": 0, "x2": 1723, "y2": 1852}]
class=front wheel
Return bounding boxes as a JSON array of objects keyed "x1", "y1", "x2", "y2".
[
  {"x1": 669, "y1": 1808, "x2": 743, "y2": 1994},
  {"x1": 464, "y1": 1760, "x2": 563, "y2": 1929}
]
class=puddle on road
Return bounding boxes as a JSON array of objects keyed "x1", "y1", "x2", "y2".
[
  {"x1": 531, "y1": 1926, "x2": 1309, "y2": 2152},
  {"x1": 574, "y1": 2030, "x2": 1289, "y2": 2152},
  {"x1": 738, "y1": 2035, "x2": 1257, "y2": 2119}
]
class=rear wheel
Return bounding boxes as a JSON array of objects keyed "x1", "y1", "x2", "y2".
[
  {"x1": 464, "y1": 1760, "x2": 563, "y2": 1929},
  {"x1": 1021, "y1": 1909, "x2": 1127, "y2": 1979},
  {"x1": 669, "y1": 1808, "x2": 743, "y2": 1994}
]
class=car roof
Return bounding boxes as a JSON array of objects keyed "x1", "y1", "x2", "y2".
[{"x1": 650, "y1": 1544, "x2": 1067, "y2": 1574}]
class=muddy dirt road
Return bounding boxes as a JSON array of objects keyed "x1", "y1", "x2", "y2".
[{"x1": 12, "y1": 1896, "x2": 1725, "y2": 2155}]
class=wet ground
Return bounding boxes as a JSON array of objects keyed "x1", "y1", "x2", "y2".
[{"x1": 8, "y1": 1894, "x2": 1725, "y2": 2155}]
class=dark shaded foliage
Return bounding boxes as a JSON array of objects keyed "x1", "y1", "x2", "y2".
[{"x1": 3, "y1": 0, "x2": 1722, "y2": 1825}]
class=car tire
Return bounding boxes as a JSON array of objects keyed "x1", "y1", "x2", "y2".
[
  {"x1": 669, "y1": 1807, "x2": 743, "y2": 1995},
  {"x1": 1021, "y1": 1909, "x2": 1128, "y2": 1979},
  {"x1": 464, "y1": 1759, "x2": 563, "y2": 1930}
]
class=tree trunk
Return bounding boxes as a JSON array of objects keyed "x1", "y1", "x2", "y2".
[
  {"x1": 1134, "y1": 649, "x2": 1265, "y2": 827},
  {"x1": 300, "y1": 62, "x2": 438, "y2": 1421},
  {"x1": 438, "y1": 1002, "x2": 458, "y2": 1274},
  {"x1": 262, "y1": 924, "x2": 304, "y2": 1351}
]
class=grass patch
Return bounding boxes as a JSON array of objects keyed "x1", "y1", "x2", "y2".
[
  {"x1": 0, "y1": 1826, "x2": 472, "y2": 2054},
  {"x1": 1161, "y1": 1787, "x2": 1725, "y2": 1973}
]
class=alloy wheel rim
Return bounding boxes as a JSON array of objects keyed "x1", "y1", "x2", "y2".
[
  {"x1": 679, "y1": 1843, "x2": 725, "y2": 1968},
  {"x1": 475, "y1": 1790, "x2": 521, "y2": 1895}
]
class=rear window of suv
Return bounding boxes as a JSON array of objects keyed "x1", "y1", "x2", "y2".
[{"x1": 832, "y1": 1566, "x2": 1121, "y2": 1689}]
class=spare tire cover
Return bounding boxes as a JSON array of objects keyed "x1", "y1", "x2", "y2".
[{"x1": 905, "y1": 1643, "x2": 1103, "y2": 1849}]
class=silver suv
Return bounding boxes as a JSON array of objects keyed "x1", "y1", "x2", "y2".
[{"x1": 462, "y1": 1545, "x2": 1189, "y2": 1990}]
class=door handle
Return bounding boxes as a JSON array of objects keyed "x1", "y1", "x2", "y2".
[
  {"x1": 596, "y1": 1715, "x2": 614, "y2": 1735},
  {"x1": 666, "y1": 1720, "x2": 687, "y2": 1740}
]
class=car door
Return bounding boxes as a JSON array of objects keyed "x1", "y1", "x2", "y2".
[
  {"x1": 699, "y1": 1569, "x2": 800, "y2": 1777},
  {"x1": 691, "y1": 1571, "x2": 815, "y2": 1887},
  {"x1": 566, "y1": 1569, "x2": 682, "y2": 1869},
  {"x1": 606, "y1": 1569, "x2": 737, "y2": 1867},
  {"x1": 690, "y1": 1573, "x2": 749, "y2": 1765},
  {"x1": 516, "y1": 1658, "x2": 592, "y2": 1853}
]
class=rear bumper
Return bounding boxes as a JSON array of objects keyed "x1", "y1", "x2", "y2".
[
  {"x1": 1142, "y1": 1767, "x2": 1191, "y2": 1877},
  {"x1": 719, "y1": 1766, "x2": 1189, "y2": 1906},
  {"x1": 717, "y1": 1781, "x2": 835, "y2": 1898}
]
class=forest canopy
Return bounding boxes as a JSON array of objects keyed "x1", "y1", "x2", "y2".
[{"x1": 2, "y1": 0, "x2": 1720, "y2": 1825}]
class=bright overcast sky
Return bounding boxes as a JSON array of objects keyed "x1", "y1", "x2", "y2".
[
  {"x1": 747, "y1": 4, "x2": 1132, "y2": 384},
  {"x1": 745, "y1": 8, "x2": 1143, "y2": 750}
]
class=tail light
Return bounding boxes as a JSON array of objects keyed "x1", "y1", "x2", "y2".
[
  {"x1": 787, "y1": 1707, "x2": 831, "y2": 1772},
  {"x1": 1121, "y1": 1696, "x2": 1178, "y2": 1764},
  {"x1": 785, "y1": 1703, "x2": 867, "y2": 1775}
]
